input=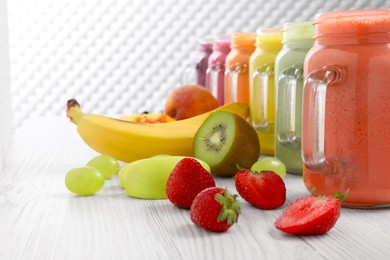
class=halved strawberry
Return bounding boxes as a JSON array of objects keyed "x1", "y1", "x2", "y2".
[
  {"x1": 235, "y1": 170, "x2": 286, "y2": 210},
  {"x1": 274, "y1": 193, "x2": 347, "y2": 235}
]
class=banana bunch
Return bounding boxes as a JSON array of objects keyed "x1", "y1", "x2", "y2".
[{"x1": 66, "y1": 99, "x2": 249, "y2": 163}]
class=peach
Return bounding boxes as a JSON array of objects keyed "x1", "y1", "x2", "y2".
[{"x1": 164, "y1": 84, "x2": 219, "y2": 120}]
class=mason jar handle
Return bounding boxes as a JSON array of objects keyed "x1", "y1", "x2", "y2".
[
  {"x1": 225, "y1": 63, "x2": 246, "y2": 102},
  {"x1": 206, "y1": 64, "x2": 223, "y2": 102},
  {"x1": 277, "y1": 65, "x2": 303, "y2": 149},
  {"x1": 302, "y1": 65, "x2": 345, "y2": 173},
  {"x1": 180, "y1": 63, "x2": 197, "y2": 85},
  {"x1": 251, "y1": 64, "x2": 273, "y2": 130}
]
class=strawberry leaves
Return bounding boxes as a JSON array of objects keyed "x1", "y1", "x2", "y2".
[
  {"x1": 215, "y1": 190, "x2": 241, "y2": 225},
  {"x1": 332, "y1": 189, "x2": 349, "y2": 202},
  {"x1": 190, "y1": 187, "x2": 240, "y2": 232}
]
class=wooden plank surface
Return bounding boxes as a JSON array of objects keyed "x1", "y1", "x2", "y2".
[{"x1": 1, "y1": 117, "x2": 390, "y2": 260}]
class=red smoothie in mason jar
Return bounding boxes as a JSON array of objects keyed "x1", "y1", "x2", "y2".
[{"x1": 302, "y1": 9, "x2": 390, "y2": 207}]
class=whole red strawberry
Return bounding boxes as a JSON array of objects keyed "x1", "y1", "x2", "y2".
[
  {"x1": 274, "y1": 192, "x2": 347, "y2": 235},
  {"x1": 190, "y1": 187, "x2": 240, "y2": 232},
  {"x1": 166, "y1": 157, "x2": 215, "y2": 209},
  {"x1": 235, "y1": 170, "x2": 286, "y2": 210}
]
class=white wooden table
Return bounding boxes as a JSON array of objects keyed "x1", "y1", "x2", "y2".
[{"x1": 1, "y1": 117, "x2": 390, "y2": 260}]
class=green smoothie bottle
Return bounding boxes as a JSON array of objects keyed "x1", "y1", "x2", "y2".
[{"x1": 274, "y1": 22, "x2": 313, "y2": 174}]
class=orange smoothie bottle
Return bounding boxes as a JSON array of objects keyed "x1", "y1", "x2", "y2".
[
  {"x1": 302, "y1": 9, "x2": 390, "y2": 207},
  {"x1": 224, "y1": 32, "x2": 256, "y2": 104}
]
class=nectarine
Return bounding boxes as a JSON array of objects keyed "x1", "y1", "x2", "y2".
[{"x1": 164, "y1": 84, "x2": 219, "y2": 120}]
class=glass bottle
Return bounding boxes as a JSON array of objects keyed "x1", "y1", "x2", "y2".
[
  {"x1": 302, "y1": 9, "x2": 390, "y2": 207},
  {"x1": 206, "y1": 36, "x2": 231, "y2": 105},
  {"x1": 181, "y1": 37, "x2": 213, "y2": 87},
  {"x1": 249, "y1": 28, "x2": 282, "y2": 155},
  {"x1": 224, "y1": 32, "x2": 256, "y2": 104},
  {"x1": 274, "y1": 22, "x2": 313, "y2": 174}
]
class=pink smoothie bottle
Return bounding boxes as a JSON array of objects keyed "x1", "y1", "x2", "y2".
[
  {"x1": 206, "y1": 36, "x2": 231, "y2": 105},
  {"x1": 302, "y1": 9, "x2": 390, "y2": 207}
]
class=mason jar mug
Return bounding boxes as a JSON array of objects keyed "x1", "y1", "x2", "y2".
[
  {"x1": 181, "y1": 37, "x2": 213, "y2": 87},
  {"x1": 224, "y1": 32, "x2": 256, "y2": 105},
  {"x1": 249, "y1": 28, "x2": 282, "y2": 155},
  {"x1": 302, "y1": 9, "x2": 390, "y2": 207},
  {"x1": 206, "y1": 35, "x2": 231, "y2": 105},
  {"x1": 275, "y1": 22, "x2": 313, "y2": 174}
]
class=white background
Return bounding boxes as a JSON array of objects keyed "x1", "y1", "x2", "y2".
[{"x1": 7, "y1": 0, "x2": 390, "y2": 128}]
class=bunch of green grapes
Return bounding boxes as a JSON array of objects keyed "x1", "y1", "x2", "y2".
[{"x1": 65, "y1": 155, "x2": 120, "y2": 195}]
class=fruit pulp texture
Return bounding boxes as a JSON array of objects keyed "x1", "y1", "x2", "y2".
[
  {"x1": 249, "y1": 36, "x2": 282, "y2": 156},
  {"x1": 274, "y1": 45, "x2": 312, "y2": 174},
  {"x1": 196, "y1": 114, "x2": 234, "y2": 165},
  {"x1": 303, "y1": 12, "x2": 390, "y2": 207},
  {"x1": 207, "y1": 39, "x2": 231, "y2": 105},
  {"x1": 196, "y1": 42, "x2": 213, "y2": 87},
  {"x1": 224, "y1": 33, "x2": 256, "y2": 105}
]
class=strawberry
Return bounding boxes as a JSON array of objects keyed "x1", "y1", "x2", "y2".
[
  {"x1": 190, "y1": 187, "x2": 240, "y2": 232},
  {"x1": 166, "y1": 157, "x2": 215, "y2": 209},
  {"x1": 235, "y1": 170, "x2": 286, "y2": 210},
  {"x1": 274, "y1": 191, "x2": 348, "y2": 235}
]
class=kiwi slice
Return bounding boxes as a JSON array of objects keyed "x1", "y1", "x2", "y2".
[{"x1": 193, "y1": 111, "x2": 260, "y2": 177}]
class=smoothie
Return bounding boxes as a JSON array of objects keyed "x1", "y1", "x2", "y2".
[
  {"x1": 195, "y1": 38, "x2": 213, "y2": 87},
  {"x1": 181, "y1": 38, "x2": 213, "y2": 87},
  {"x1": 249, "y1": 28, "x2": 282, "y2": 155},
  {"x1": 274, "y1": 22, "x2": 313, "y2": 174},
  {"x1": 224, "y1": 32, "x2": 256, "y2": 104},
  {"x1": 206, "y1": 36, "x2": 231, "y2": 105},
  {"x1": 302, "y1": 9, "x2": 390, "y2": 207}
]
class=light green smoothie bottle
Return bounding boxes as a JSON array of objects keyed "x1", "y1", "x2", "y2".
[{"x1": 274, "y1": 22, "x2": 313, "y2": 174}]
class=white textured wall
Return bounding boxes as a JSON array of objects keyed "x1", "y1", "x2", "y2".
[
  {"x1": 0, "y1": 0, "x2": 11, "y2": 171},
  {"x1": 7, "y1": 0, "x2": 390, "y2": 128}
]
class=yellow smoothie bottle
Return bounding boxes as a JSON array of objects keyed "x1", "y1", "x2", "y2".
[{"x1": 249, "y1": 28, "x2": 282, "y2": 155}]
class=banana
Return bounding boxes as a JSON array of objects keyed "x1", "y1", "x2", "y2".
[{"x1": 66, "y1": 99, "x2": 249, "y2": 163}]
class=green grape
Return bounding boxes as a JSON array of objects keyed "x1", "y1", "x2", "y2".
[
  {"x1": 250, "y1": 157, "x2": 286, "y2": 178},
  {"x1": 87, "y1": 155, "x2": 120, "y2": 179},
  {"x1": 65, "y1": 166, "x2": 105, "y2": 195}
]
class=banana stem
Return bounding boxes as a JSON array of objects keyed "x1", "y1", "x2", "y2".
[{"x1": 67, "y1": 99, "x2": 84, "y2": 124}]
